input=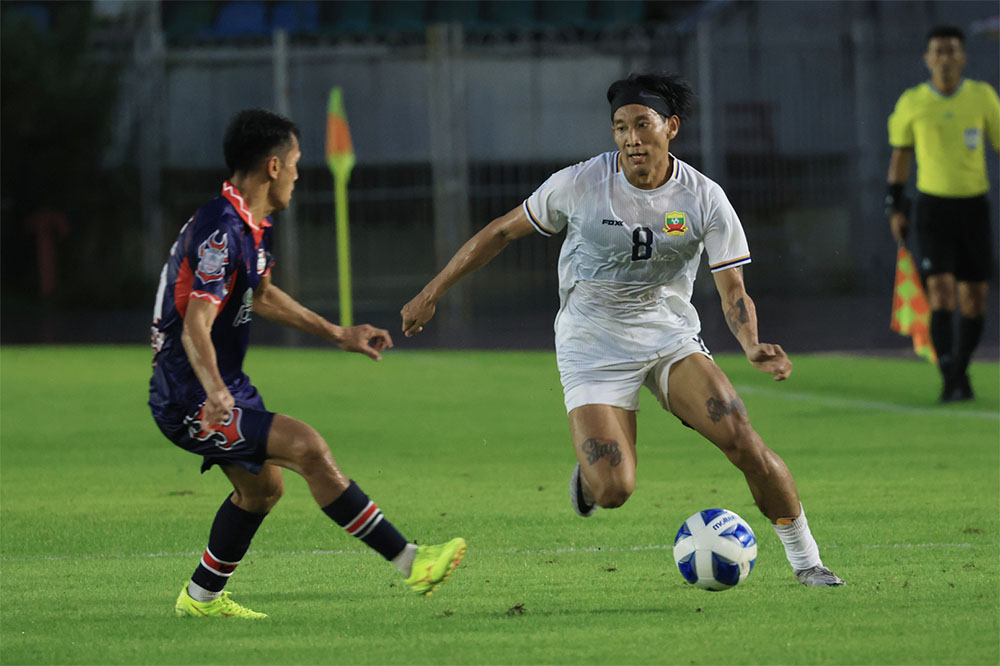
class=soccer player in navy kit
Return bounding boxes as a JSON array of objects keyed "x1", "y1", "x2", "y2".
[{"x1": 151, "y1": 109, "x2": 465, "y2": 618}]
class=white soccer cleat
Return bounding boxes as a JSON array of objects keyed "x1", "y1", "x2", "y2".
[{"x1": 794, "y1": 565, "x2": 845, "y2": 586}]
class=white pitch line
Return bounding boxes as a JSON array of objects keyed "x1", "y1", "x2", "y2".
[
  {"x1": 860, "y1": 542, "x2": 983, "y2": 549},
  {"x1": 734, "y1": 384, "x2": 999, "y2": 421},
  {"x1": 2, "y1": 541, "x2": 995, "y2": 564}
]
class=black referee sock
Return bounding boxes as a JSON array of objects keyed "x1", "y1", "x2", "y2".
[
  {"x1": 191, "y1": 494, "x2": 267, "y2": 594},
  {"x1": 322, "y1": 481, "x2": 408, "y2": 561},
  {"x1": 930, "y1": 309, "x2": 954, "y2": 377},
  {"x1": 955, "y1": 316, "x2": 985, "y2": 376}
]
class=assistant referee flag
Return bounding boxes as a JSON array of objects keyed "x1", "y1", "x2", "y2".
[{"x1": 891, "y1": 247, "x2": 936, "y2": 363}]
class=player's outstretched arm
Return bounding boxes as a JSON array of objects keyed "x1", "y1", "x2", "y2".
[
  {"x1": 401, "y1": 205, "x2": 536, "y2": 337},
  {"x1": 253, "y1": 276, "x2": 392, "y2": 361},
  {"x1": 713, "y1": 267, "x2": 791, "y2": 381}
]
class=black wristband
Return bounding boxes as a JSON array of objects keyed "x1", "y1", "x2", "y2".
[{"x1": 884, "y1": 184, "x2": 909, "y2": 217}]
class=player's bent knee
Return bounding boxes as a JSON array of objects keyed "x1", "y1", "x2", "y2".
[
  {"x1": 233, "y1": 481, "x2": 284, "y2": 513},
  {"x1": 284, "y1": 423, "x2": 331, "y2": 464},
  {"x1": 296, "y1": 436, "x2": 334, "y2": 469}
]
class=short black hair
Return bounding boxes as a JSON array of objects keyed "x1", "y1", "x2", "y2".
[
  {"x1": 223, "y1": 108, "x2": 300, "y2": 176},
  {"x1": 926, "y1": 25, "x2": 965, "y2": 45},
  {"x1": 607, "y1": 72, "x2": 695, "y2": 121}
]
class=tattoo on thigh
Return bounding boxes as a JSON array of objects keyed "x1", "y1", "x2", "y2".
[
  {"x1": 706, "y1": 396, "x2": 747, "y2": 423},
  {"x1": 581, "y1": 438, "x2": 623, "y2": 467},
  {"x1": 725, "y1": 298, "x2": 750, "y2": 336}
]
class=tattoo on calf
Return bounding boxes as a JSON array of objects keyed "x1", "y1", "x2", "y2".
[
  {"x1": 581, "y1": 438, "x2": 623, "y2": 467},
  {"x1": 725, "y1": 298, "x2": 750, "y2": 336},
  {"x1": 706, "y1": 396, "x2": 747, "y2": 423}
]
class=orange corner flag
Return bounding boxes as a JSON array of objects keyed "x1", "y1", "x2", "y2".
[
  {"x1": 890, "y1": 247, "x2": 936, "y2": 363},
  {"x1": 326, "y1": 87, "x2": 355, "y2": 179}
]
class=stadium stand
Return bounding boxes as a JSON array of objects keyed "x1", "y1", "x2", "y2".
[
  {"x1": 3, "y1": 1, "x2": 51, "y2": 31},
  {"x1": 429, "y1": 0, "x2": 482, "y2": 28},
  {"x1": 483, "y1": 0, "x2": 536, "y2": 28},
  {"x1": 162, "y1": 1, "x2": 216, "y2": 42},
  {"x1": 271, "y1": 1, "x2": 320, "y2": 34},
  {"x1": 211, "y1": 0, "x2": 268, "y2": 37}
]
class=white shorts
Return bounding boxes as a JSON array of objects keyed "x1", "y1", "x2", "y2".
[{"x1": 559, "y1": 336, "x2": 712, "y2": 414}]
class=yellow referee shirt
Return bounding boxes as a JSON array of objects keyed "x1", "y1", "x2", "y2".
[{"x1": 888, "y1": 78, "x2": 1000, "y2": 197}]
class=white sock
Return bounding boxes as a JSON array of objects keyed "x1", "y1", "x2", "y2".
[
  {"x1": 187, "y1": 580, "x2": 222, "y2": 603},
  {"x1": 392, "y1": 543, "x2": 419, "y2": 577},
  {"x1": 771, "y1": 505, "x2": 822, "y2": 571}
]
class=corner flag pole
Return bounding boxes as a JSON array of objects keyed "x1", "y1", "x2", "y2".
[{"x1": 326, "y1": 86, "x2": 356, "y2": 327}]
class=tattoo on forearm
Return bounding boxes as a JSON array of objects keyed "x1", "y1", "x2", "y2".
[
  {"x1": 725, "y1": 298, "x2": 750, "y2": 336},
  {"x1": 706, "y1": 396, "x2": 747, "y2": 423},
  {"x1": 581, "y1": 438, "x2": 623, "y2": 467}
]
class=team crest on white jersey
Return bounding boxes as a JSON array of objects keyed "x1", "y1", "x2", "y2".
[
  {"x1": 663, "y1": 211, "x2": 689, "y2": 236},
  {"x1": 196, "y1": 231, "x2": 229, "y2": 282}
]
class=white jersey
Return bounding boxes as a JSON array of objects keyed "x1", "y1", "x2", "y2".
[{"x1": 523, "y1": 151, "x2": 751, "y2": 368}]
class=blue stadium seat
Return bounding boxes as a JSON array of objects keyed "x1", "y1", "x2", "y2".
[
  {"x1": 5, "y1": 1, "x2": 51, "y2": 31},
  {"x1": 271, "y1": 1, "x2": 319, "y2": 34},
  {"x1": 212, "y1": 0, "x2": 268, "y2": 37}
]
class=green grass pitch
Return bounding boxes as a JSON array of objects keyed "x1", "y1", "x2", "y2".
[{"x1": 1, "y1": 345, "x2": 997, "y2": 665}]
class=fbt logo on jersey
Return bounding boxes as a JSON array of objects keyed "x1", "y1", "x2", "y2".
[
  {"x1": 233, "y1": 288, "x2": 254, "y2": 327},
  {"x1": 663, "y1": 211, "x2": 688, "y2": 236}
]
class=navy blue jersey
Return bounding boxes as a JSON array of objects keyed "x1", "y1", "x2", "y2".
[{"x1": 149, "y1": 181, "x2": 276, "y2": 421}]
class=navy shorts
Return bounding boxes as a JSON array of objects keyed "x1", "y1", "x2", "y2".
[
  {"x1": 153, "y1": 385, "x2": 275, "y2": 474},
  {"x1": 914, "y1": 193, "x2": 992, "y2": 282}
]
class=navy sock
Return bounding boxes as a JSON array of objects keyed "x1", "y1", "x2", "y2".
[
  {"x1": 321, "y1": 481, "x2": 408, "y2": 561},
  {"x1": 930, "y1": 309, "x2": 954, "y2": 376},
  {"x1": 955, "y1": 316, "x2": 984, "y2": 375},
  {"x1": 191, "y1": 495, "x2": 267, "y2": 593}
]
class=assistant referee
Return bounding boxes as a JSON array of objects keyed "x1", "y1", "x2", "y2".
[{"x1": 886, "y1": 25, "x2": 1000, "y2": 402}]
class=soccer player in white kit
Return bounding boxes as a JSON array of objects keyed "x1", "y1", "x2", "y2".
[{"x1": 401, "y1": 72, "x2": 844, "y2": 586}]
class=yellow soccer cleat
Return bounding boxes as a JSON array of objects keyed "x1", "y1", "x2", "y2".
[
  {"x1": 404, "y1": 537, "x2": 467, "y2": 597},
  {"x1": 174, "y1": 585, "x2": 267, "y2": 619}
]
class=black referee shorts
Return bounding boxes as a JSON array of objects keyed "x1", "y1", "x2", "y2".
[{"x1": 913, "y1": 193, "x2": 992, "y2": 282}]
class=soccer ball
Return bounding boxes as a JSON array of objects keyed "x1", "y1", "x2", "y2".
[{"x1": 673, "y1": 508, "x2": 757, "y2": 591}]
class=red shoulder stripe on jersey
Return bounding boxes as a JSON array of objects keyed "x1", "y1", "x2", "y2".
[
  {"x1": 221, "y1": 181, "x2": 271, "y2": 247},
  {"x1": 174, "y1": 257, "x2": 195, "y2": 318}
]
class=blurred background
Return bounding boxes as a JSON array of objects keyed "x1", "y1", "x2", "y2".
[{"x1": 2, "y1": 0, "x2": 998, "y2": 354}]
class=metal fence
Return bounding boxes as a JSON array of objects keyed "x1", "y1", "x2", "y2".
[{"x1": 18, "y1": 0, "x2": 995, "y2": 350}]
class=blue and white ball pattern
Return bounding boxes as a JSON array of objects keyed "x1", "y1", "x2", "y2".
[{"x1": 673, "y1": 509, "x2": 757, "y2": 591}]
